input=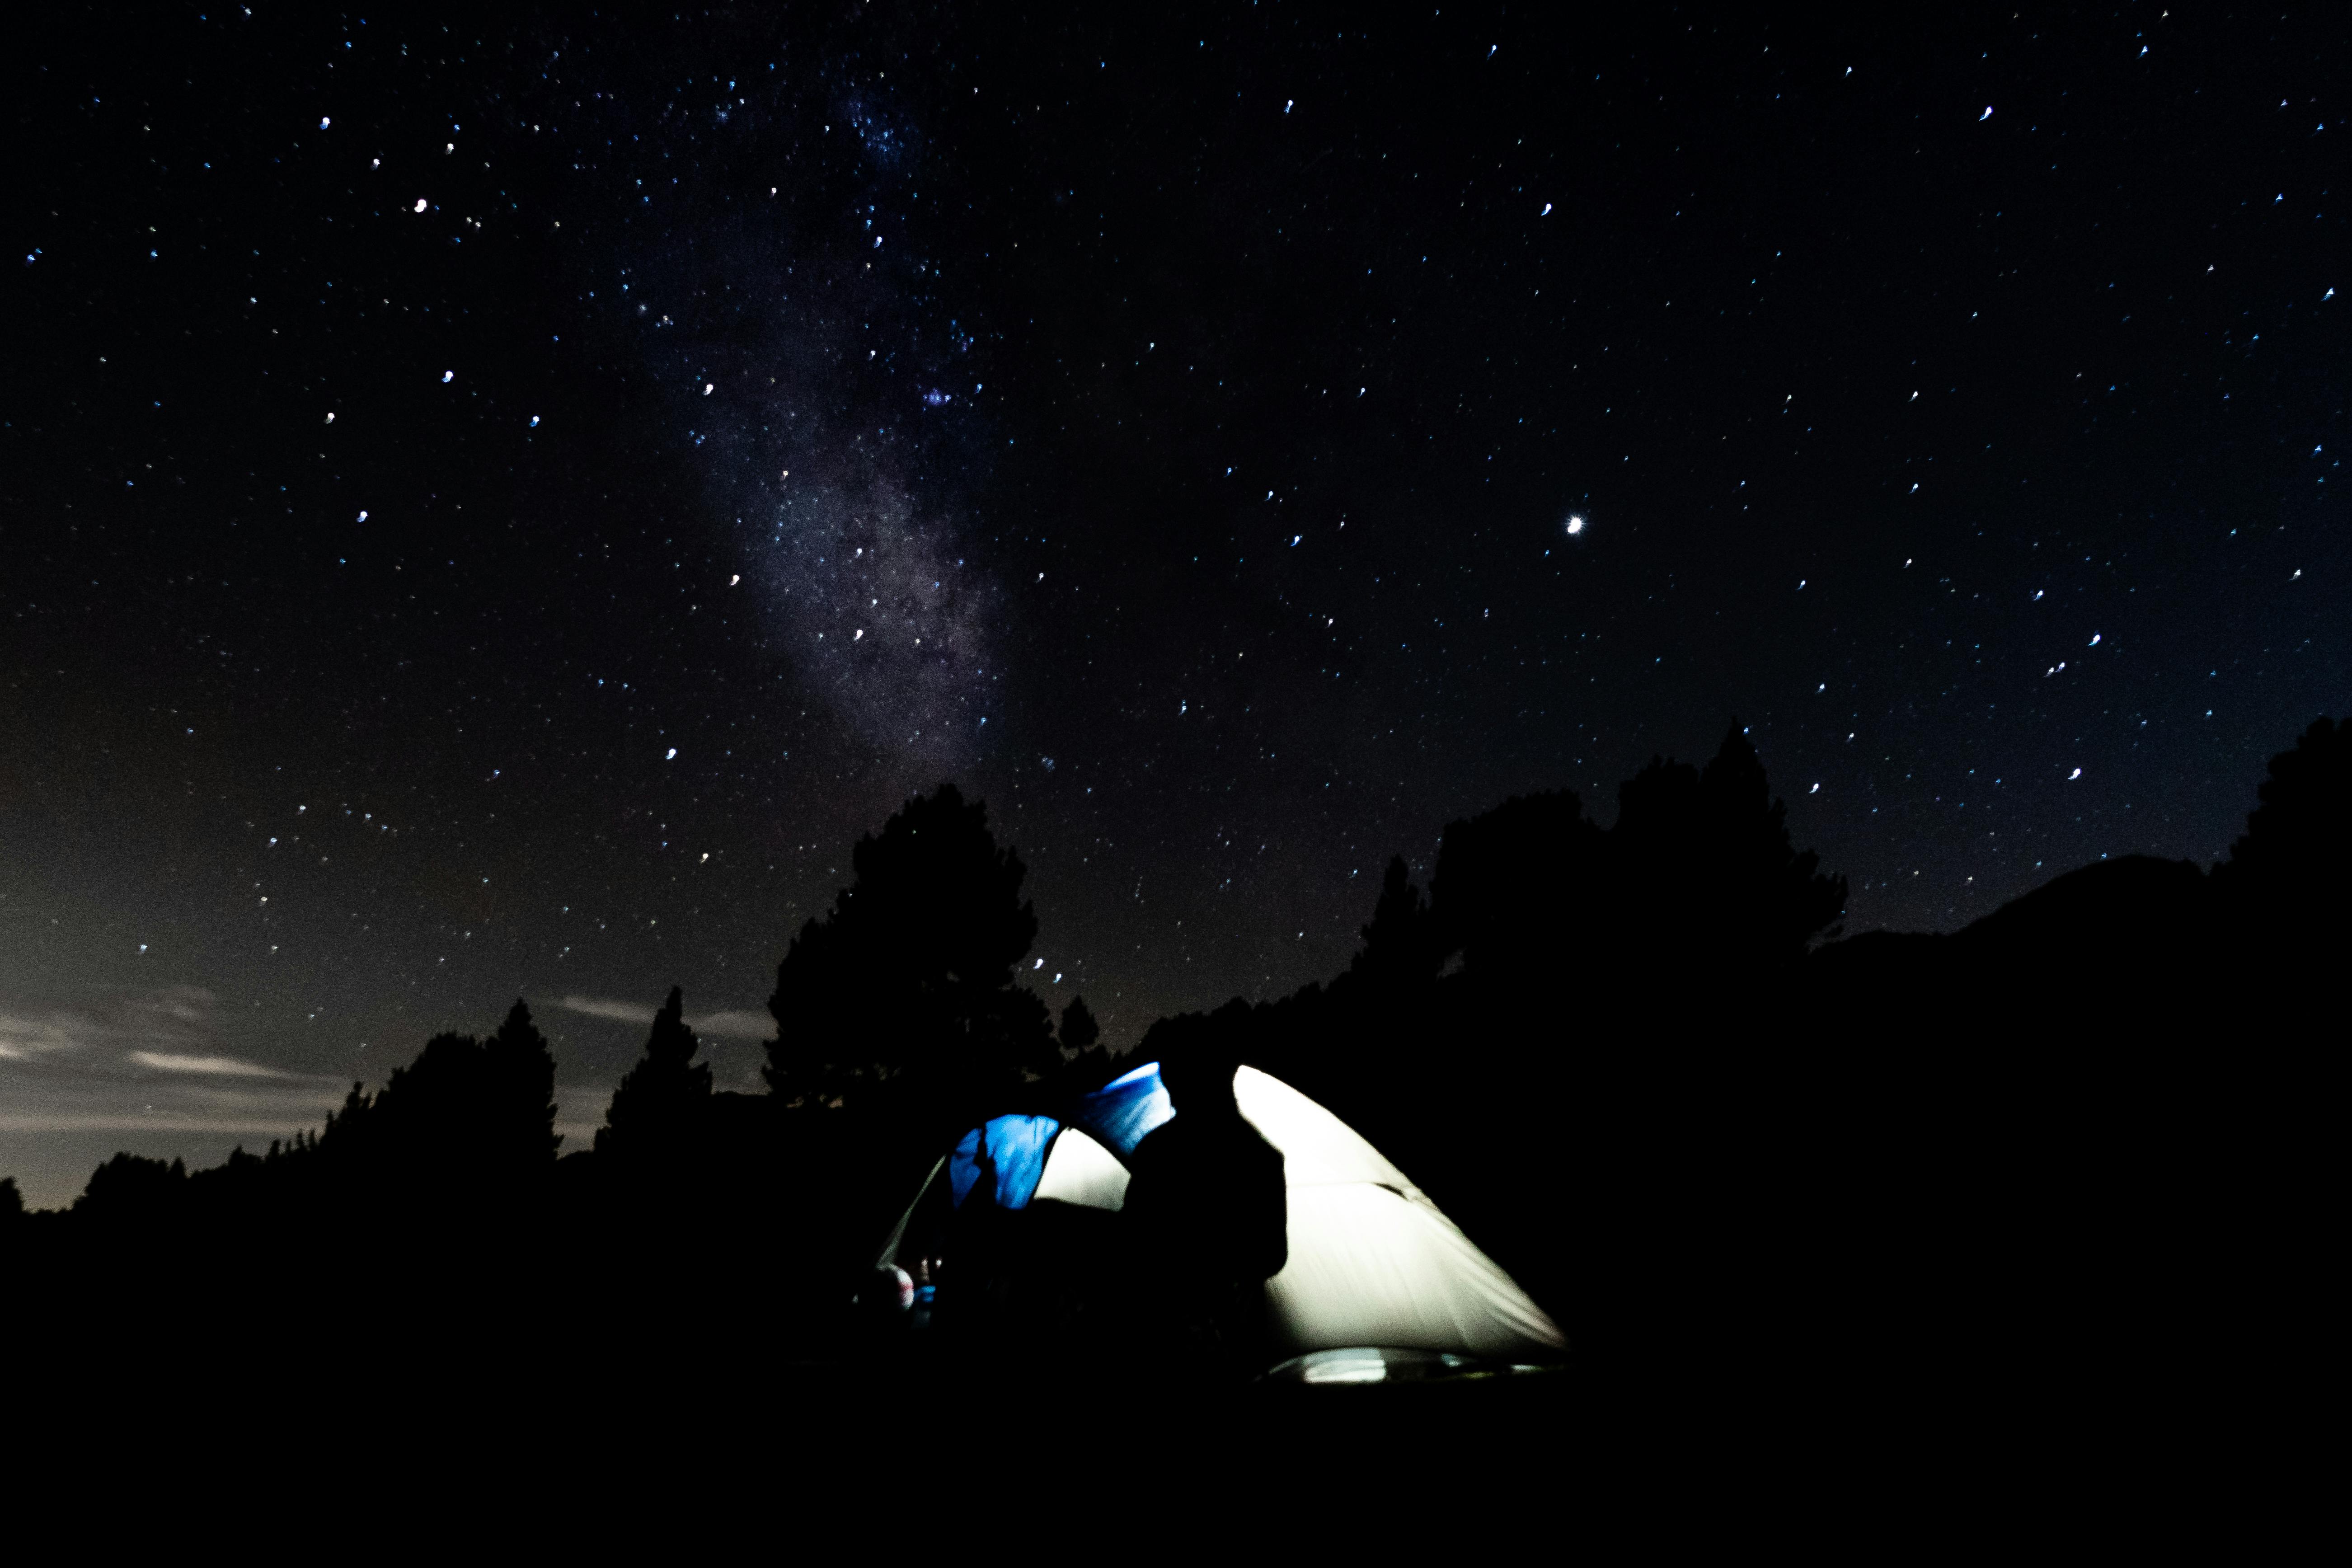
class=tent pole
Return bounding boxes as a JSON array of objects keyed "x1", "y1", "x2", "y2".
[{"x1": 873, "y1": 1154, "x2": 948, "y2": 1269}]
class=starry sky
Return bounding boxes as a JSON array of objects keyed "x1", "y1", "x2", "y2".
[{"x1": 5, "y1": 6, "x2": 2347, "y2": 1207}]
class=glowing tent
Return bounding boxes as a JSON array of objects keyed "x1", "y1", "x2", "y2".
[{"x1": 878, "y1": 1062, "x2": 1565, "y2": 1366}]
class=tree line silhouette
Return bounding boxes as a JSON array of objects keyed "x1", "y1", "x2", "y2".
[{"x1": 8, "y1": 720, "x2": 2345, "y2": 1405}]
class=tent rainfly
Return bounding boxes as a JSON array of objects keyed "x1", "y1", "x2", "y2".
[{"x1": 878, "y1": 1061, "x2": 1565, "y2": 1365}]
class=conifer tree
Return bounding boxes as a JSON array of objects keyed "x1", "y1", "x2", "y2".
[
  {"x1": 1058, "y1": 995, "x2": 1101, "y2": 1058},
  {"x1": 2221, "y1": 716, "x2": 2352, "y2": 893},
  {"x1": 487, "y1": 999, "x2": 563, "y2": 1169},
  {"x1": 2216, "y1": 715, "x2": 2352, "y2": 956},
  {"x1": 315, "y1": 1001, "x2": 561, "y2": 1193},
  {"x1": 1350, "y1": 856, "x2": 1448, "y2": 991},
  {"x1": 597, "y1": 986, "x2": 712, "y2": 1163},
  {"x1": 765, "y1": 784, "x2": 1054, "y2": 1138}
]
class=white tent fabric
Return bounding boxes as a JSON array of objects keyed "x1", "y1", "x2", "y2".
[
  {"x1": 1030, "y1": 1125, "x2": 1130, "y2": 1210},
  {"x1": 1230, "y1": 1067, "x2": 1565, "y2": 1359},
  {"x1": 975, "y1": 1065, "x2": 1563, "y2": 1361}
]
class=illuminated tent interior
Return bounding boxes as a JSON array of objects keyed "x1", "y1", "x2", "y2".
[{"x1": 877, "y1": 1062, "x2": 1566, "y2": 1367}]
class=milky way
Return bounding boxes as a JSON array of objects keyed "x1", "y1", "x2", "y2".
[
  {"x1": 8, "y1": 8, "x2": 2350, "y2": 1207},
  {"x1": 557, "y1": 55, "x2": 1003, "y2": 772}
]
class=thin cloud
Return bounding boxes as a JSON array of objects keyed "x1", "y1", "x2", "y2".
[
  {"x1": 0, "y1": 986, "x2": 223, "y2": 1060},
  {"x1": 127, "y1": 1051, "x2": 289, "y2": 1079},
  {"x1": 556, "y1": 996, "x2": 771, "y2": 1039},
  {"x1": 558, "y1": 995, "x2": 656, "y2": 1026},
  {"x1": 0, "y1": 1011, "x2": 95, "y2": 1059},
  {"x1": 0, "y1": 988, "x2": 324, "y2": 1210},
  {"x1": 127, "y1": 986, "x2": 216, "y2": 1024},
  {"x1": 690, "y1": 1009, "x2": 772, "y2": 1040},
  {"x1": 0, "y1": 1109, "x2": 339, "y2": 1135}
]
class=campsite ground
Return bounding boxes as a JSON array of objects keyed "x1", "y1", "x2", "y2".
[{"x1": 35, "y1": 1340, "x2": 2301, "y2": 1546}]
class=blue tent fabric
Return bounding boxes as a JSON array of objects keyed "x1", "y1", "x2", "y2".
[
  {"x1": 943, "y1": 1063, "x2": 1173, "y2": 1211},
  {"x1": 948, "y1": 1114, "x2": 1062, "y2": 1210},
  {"x1": 1071, "y1": 1060, "x2": 1175, "y2": 1160}
]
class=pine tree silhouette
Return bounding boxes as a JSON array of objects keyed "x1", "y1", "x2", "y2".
[
  {"x1": 1430, "y1": 788, "x2": 1604, "y2": 980},
  {"x1": 1428, "y1": 725, "x2": 1844, "y2": 995},
  {"x1": 764, "y1": 784, "x2": 1054, "y2": 1141},
  {"x1": 315, "y1": 1000, "x2": 560, "y2": 1198},
  {"x1": 1350, "y1": 856, "x2": 1447, "y2": 990},
  {"x1": 1613, "y1": 725, "x2": 1848, "y2": 969},
  {"x1": 1058, "y1": 995, "x2": 1101, "y2": 1058},
  {"x1": 2220, "y1": 716, "x2": 2352, "y2": 898},
  {"x1": 596, "y1": 986, "x2": 712, "y2": 1164},
  {"x1": 1045, "y1": 993, "x2": 1115, "y2": 1098},
  {"x1": 488, "y1": 998, "x2": 563, "y2": 1171},
  {"x1": 75, "y1": 1152, "x2": 186, "y2": 1220}
]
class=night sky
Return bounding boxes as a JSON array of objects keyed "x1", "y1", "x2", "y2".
[{"x1": 5, "y1": 6, "x2": 2347, "y2": 1207}]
